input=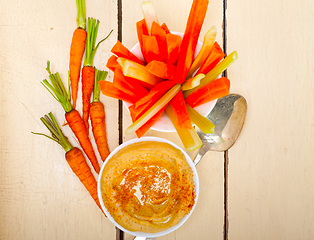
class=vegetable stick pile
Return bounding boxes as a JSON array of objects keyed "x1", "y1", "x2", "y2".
[
  {"x1": 100, "y1": 0, "x2": 238, "y2": 151},
  {"x1": 33, "y1": 0, "x2": 112, "y2": 214}
]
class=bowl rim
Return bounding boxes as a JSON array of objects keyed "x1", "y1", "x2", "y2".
[{"x1": 97, "y1": 136, "x2": 199, "y2": 238}]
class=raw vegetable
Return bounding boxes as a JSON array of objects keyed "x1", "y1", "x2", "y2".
[
  {"x1": 32, "y1": 112, "x2": 103, "y2": 212},
  {"x1": 169, "y1": 91, "x2": 192, "y2": 129},
  {"x1": 151, "y1": 21, "x2": 168, "y2": 63},
  {"x1": 185, "y1": 76, "x2": 230, "y2": 107},
  {"x1": 181, "y1": 73, "x2": 205, "y2": 91},
  {"x1": 42, "y1": 61, "x2": 100, "y2": 174},
  {"x1": 90, "y1": 69, "x2": 110, "y2": 162},
  {"x1": 187, "y1": 25, "x2": 217, "y2": 78},
  {"x1": 166, "y1": 33, "x2": 182, "y2": 65},
  {"x1": 142, "y1": 35, "x2": 162, "y2": 63},
  {"x1": 186, "y1": 104, "x2": 215, "y2": 133},
  {"x1": 141, "y1": 1, "x2": 159, "y2": 34},
  {"x1": 69, "y1": 0, "x2": 87, "y2": 110},
  {"x1": 174, "y1": 0, "x2": 209, "y2": 84},
  {"x1": 136, "y1": 18, "x2": 149, "y2": 63},
  {"x1": 111, "y1": 40, "x2": 144, "y2": 65},
  {"x1": 184, "y1": 51, "x2": 238, "y2": 97},
  {"x1": 125, "y1": 83, "x2": 181, "y2": 135},
  {"x1": 82, "y1": 18, "x2": 112, "y2": 130},
  {"x1": 166, "y1": 105, "x2": 202, "y2": 151},
  {"x1": 145, "y1": 60, "x2": 176, "y2": 80},
  {"x1": 196, "y1": 41, "x2": 225, "y2": 75},
  {"x1": 106, "y1": 55, "x2": 119, "y2": 72}
]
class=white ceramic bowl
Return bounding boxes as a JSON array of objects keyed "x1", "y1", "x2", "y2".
[
  {"x1": 123, "y1": 32, "x2": 217, "y2": 132},
  {"x1": 97, "y1": 137, "x2": 199, "y2": 238}
]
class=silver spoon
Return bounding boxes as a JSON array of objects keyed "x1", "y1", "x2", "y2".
[
  {"x1": 194, "y1": 93, "x2": 247, "y2": 165},
  {"x1": 133, "y1": 94, "x2": 247, "y2": 240}
]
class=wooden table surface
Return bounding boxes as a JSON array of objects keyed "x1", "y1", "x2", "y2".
[{"x1": 1, "y1": 0, "x2": 313, "y2": 239}]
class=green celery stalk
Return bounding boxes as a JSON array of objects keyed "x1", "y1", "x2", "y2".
[
  {"x1": 125, "y1": 83, "x2": 181, "y2": 135},
  {"x1": 166, "y1": 105, "x2": 203, "y2": 152},
  {"x1": 186, "y1": 104, "x2": 215, "y2": 134},
  {"x1": 184, "y1": 51, "x2": 238, "y2": 98}
]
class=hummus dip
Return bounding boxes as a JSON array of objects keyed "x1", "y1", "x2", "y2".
[{"x1": 100, "y1": 141, "x2": 196, "y2": 233}]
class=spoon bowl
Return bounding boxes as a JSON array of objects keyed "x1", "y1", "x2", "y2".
[{"x1": 194, "y1": 93, "x2": 247, "y2": 165}]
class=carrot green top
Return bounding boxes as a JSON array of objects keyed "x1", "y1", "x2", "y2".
[
  {"x1": 93, "y1": 69, "x2": 108, "y2": 102},
  {"x1": 84, "y1": 18, "x2": 113, "y2": 67},
  {"x1": 42, "y1": 61, "x2": 73, "y2": 113},
  {"x1": 32, "y1": 112, "x2": 73, "y2": 153},
  {"x1": 76, "y1": 0, "x2": 86, "y2": 29}
]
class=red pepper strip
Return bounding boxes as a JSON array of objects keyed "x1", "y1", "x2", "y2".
[
  {"x1": 151, "y1": 21, "x2": 168, "y2": 63},
  {"x1": 129, "y1": 80, "x2": 176, "y2": 120},
  {"x1": 170, "y1": 90, "x2": 192, "y2": 129},
  {"x1": 99, "y1": 80, "x2": 138, "y2": 104},
  {"x1": 136, "y1": 19, "x2": 149, "y2": 64},
  {"x1": 174, "y1": 0, "x2": 209, "y2": 84},
  {"x1": 161, "y1": 23, "x2": 171, "y2": 34},
  {"x1": 166, "y1": 33, "x2": 182, "y2": 65},
  {"x1": 106, "y1": 55, "x2": 119, "y2": 72},
  {"x1": 146, "y1": 60, "x2": 176, "y2": 80},
  {"x1": 185, "y1": 77, "x2": 230, "y2": 107},
  {"x1": 142, "y1": 35, "x2": 162, "y2": 63},
  {"x1": 196, "y1": 41, "x2": 225, "y2": 75},
  {"x1": 112, "y1": 68, "x2": 149, "y2": 97},
  {"x1": 111, "y1": 40, "x2": 144, "y2": 65}
]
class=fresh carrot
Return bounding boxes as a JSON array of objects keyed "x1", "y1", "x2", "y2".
[
  {"x1": 151, "y1": 21, "x2": 168, "y2": 63},
  {"x1": 69, "y1": 0, "x2": 87, "y2": 110},
  {"x1": 106, "y1": 55, "x2": 119, "y2": 72},
  {"x1": 82, "y1": 18, "x2": 112, "y2": 130},
  {"x1": 111, "y1": 40, "x2": 144, "y2": 65},
  {"x1": 42, "y1": 61, "x2": 100, "y2": 174},
  {"x1": 166, "y1": 33, "x2": 182, "y2": 65},
  {"x1": 32, "y1": 112, "x2": 103, "y2": 212},
  {"x1": 169, "y1": 90, "x2": 192, "y2": 129},
  {"x1": 142, "y1": 35, "x2": 162, "y2": 63},
  {"x1": 90, "y1": 70, "x2": 110, "y2": 162},
  {"x1": 136, "y1": 19, "x2": 149, "y2": 64},
  {"x1": 145, "y1": 60, "x2": 176, "y2": 80},
  {"x1": 185, "y1": 76, "x2": 230, "y2": 107},
  {"x1": 161, "y1": 23, "x2": 170, "y2": 34},
  {"x1": 196, "y1": 41, "x2": 225, "y2": 75},
  {"x1": 174, "y1": 0, "x2": 209, "y2": 84}
]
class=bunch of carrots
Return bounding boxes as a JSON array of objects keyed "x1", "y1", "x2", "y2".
[
  {"x1": 33, "y1": 0, "x2": 112, "y2": 214},
  {"x1": 100, "y1": 0, "x2": 238, "y2": 151}
]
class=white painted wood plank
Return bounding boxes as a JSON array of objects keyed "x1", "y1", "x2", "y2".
[
  {"x1": 227, "y1": 0, "x2": 314, "y2": 239},
  {"x1": 0, "y1": 0, "x2": 118, "y2": 239}
]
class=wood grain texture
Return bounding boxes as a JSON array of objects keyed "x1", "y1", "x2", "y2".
[
  {"x1": 226, "y1": 0, "x2": 314, "y2": 239},
  {"x1": 0, "y1": 0, "x2": 118, "y2": 239},
  {"x1": 121, "y1": 0, "x2": 225, "y2": 239}
]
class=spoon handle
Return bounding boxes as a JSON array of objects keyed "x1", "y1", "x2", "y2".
[{"x1": 194, "y1": 152, "x2": 203, "y2": 166}]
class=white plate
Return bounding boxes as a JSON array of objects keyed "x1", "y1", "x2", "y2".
[{"x1": 124, "y1": 32, "x2": 217, "y2": 132}]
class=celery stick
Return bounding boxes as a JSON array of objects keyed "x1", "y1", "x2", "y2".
[
  {"x1": 184, "y1": 51, "x2": 238, "y2": 98},
  {"x1": 125, "y1": 84, "x2": 181, "y2": 135},
  {"x1": 166, "y1": 105, "x2": 202, "y2": 151},
  {"x1": 181, "y1": 74, "x2": 205, "y2": 91},
  {"x1": 186, "y1": 104, "x2": 215, "y2": 134},
  {"x1": 141, "y1": 1, "x2": 159, "y2": 34},
  {"x1": 123, "y1": 59, "x2": 162, "y2": 86}
]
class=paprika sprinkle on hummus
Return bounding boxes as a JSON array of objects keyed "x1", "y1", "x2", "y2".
[{"x1": 99, "y1": 141, "x2": 196, "y2": 233}]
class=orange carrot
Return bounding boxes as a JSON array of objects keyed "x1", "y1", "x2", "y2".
[
  {"x1": 106, "y1": 55, "x2": 119, "y2": 72},
  {"x1": 42, "y1": 61, "x2": 100, "y2": 174},
  {"x1": 196, "y1": 41, "x2": 225, "y2": 75},
  {"x1": 174, "y1": 0, "x2": 209, "y2": 84},
  {"x1": 32, "y1": 112, "x2": 103, "y2": 212},
  {"x1": 170, "y1": 90, "x2": 192, "y2": 129},
  {"x1": 151, "y1": 21, "x2": 168, "y2": 63},
  {"x1": 166, "y1": 33, "x2": 182, "y2": 65},
  {"x1": 146, "y1": 60, "x2": 176, "y2": 80},
  {"x1": 99, "y1": 80, "x2": 139, "y2": 104},
  {"x1": 111, "y1": 40, "x2": 144, "y2": 65},
  {"x1": 69, "y1": 0, "x2": 87, "y2": 110},
  {"x1": 90, "y1": 70, "x2": 110, "y2": 162},
  {"x1": 136, "y1": 19, "x2": 149, "y2": 63},
  {"x1": 161, "y1": 22, "x2": 170, "y2": 34},
  {"x1": 82, "y1": 18, "x2": 112, "y2": 130},
  {"x1": 185, "y1": 77, "x2": 230, "y2": 107},
  {"x1": 142, "y1": 35, "x2": 162, "y2": 63}
]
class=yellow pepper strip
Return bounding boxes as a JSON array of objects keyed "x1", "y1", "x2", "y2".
[{"x1": 125, "y1": 83, "x2": 181, "y2": 135}]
